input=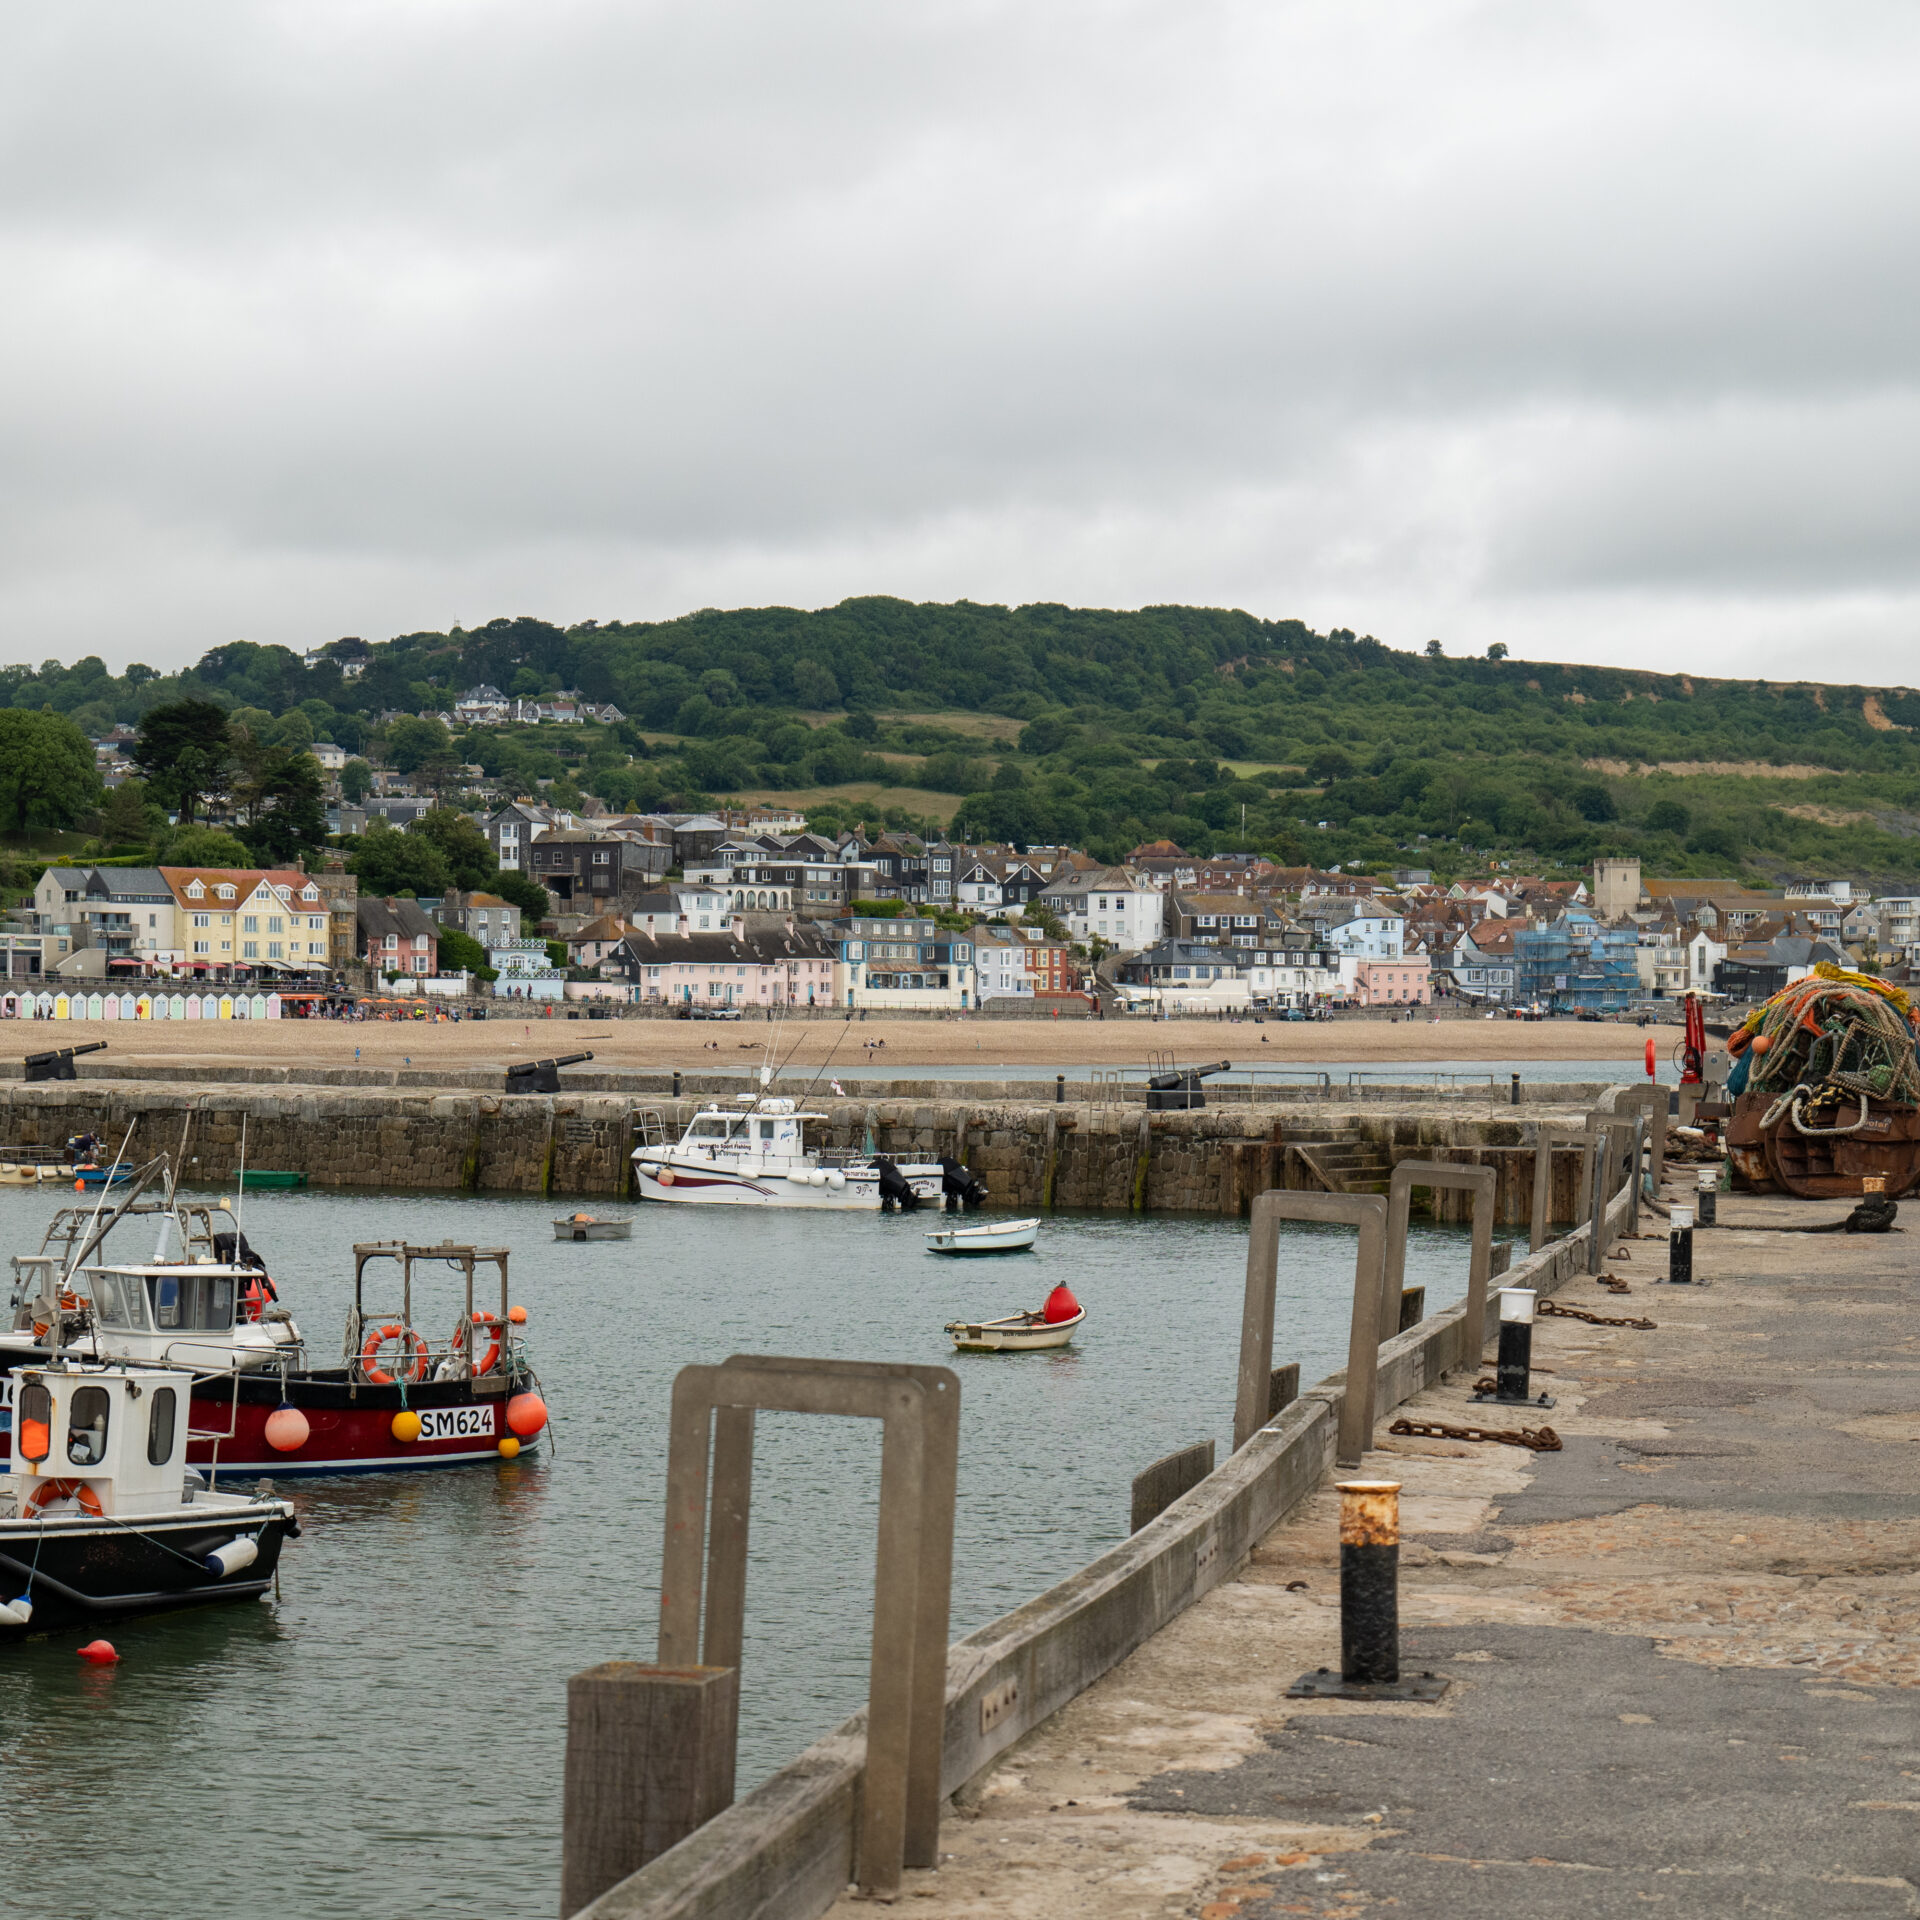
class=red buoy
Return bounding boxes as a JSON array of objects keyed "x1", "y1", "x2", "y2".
[
  {"x1": 1645, "y1": 1037, "x2": 1657, "y2": 1078},
  {"x1": 1042, "y1": 1283, "x2": 1080, "y2": 1324},
  {"x1": 77, "y1": 1640, "x2": 119, "y2": 1664}
]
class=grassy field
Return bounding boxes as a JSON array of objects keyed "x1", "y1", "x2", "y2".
[{"x1": 729, "y1": 783, "x2": 965, "y2": 823}]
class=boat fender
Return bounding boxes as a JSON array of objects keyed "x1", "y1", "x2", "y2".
[
  {"x1": 204, "y1": 1536, "x2": 260, "y2": 1579},
  {"x1": 785, "y1": 1169, "x2": 811, "y2": 1183},
  {"x1": 827, "y1": 1170, "x2": 846, "y2": 1191},
  {"x1": 264, "y1": 1405, "x2": 311, "y2": 1452},
  {"x1": 0, "y1": 1595, "x2": 32, "y2": 1627}
]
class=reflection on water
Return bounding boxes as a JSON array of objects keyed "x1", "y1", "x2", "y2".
[{"x1": 0, "y1": 1184, "x2": 1479, "y2": 1919}]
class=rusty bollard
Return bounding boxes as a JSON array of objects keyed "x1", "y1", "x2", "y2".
[
  {"x1": 1473, "y1": 1286, "x2": 1554, "y2": 1409},
  {"x1": 1339, "y1": 1480, "x2": 1401, "y2": 1685},
  {"x1": 1286, "y1": 1482, "x2": 1448, "y2": 1702}
]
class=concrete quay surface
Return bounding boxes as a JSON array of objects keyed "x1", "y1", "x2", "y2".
[{"x1": 843, "y1": 1197, "x2": 1920, "y2": 1919}]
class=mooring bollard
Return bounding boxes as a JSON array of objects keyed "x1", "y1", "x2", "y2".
[
  {"x1": 1285, "y1": 1483, "x2": 1447, "y2": 1701},
  {"x1": 671, "y1": 1069, "x2": 681, "y2": 1097},
  {"x1": 1473, "y1": 1286, "x2": 1553, "y2": 1407},
  {"x1": 1510, "y1": 1071, "x2": 1521, "y2": 1107},
  {"x1": 1339, "y1": 1481, "x2": 1400, "y2": 1683},
  {"x1": 1056, "y1": 1073, "x2": 1065, "y2": 1103},
  {"x1": 1669, "y1": 1204, "x2": 1695, "y2": 1283},
  {"x1": 1696, "y1": 1164, "x2": 1717, "y2": 1227}
]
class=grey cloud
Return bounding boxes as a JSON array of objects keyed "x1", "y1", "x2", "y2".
[{"x1": 1, "y1": 1, "x2": 1917, "y2": 673}]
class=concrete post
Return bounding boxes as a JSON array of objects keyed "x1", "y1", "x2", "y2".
[
  {"x1": 1529, "y1": 1125, "x2": 1560, "y2": 1252},
  {"x1": 561, "y1": 1662, "x2": 739, "y2": 1917},
  {"x1": 1379, "y1": 1160, "x2": 1497, "y2": 1373},
  {"x1": 650, "y1": 1354, "x2": 959, "y2": 1898},
  {"x1": 1235, "y1": 1189, "x2": 1388, "y2": 1467}
]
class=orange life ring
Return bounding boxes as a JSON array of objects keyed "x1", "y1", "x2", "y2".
[
  {"x1": 25, "y1": 1478, "x2": 103, "y2": 1519},
  {"x1": 360, "y1": 1323, "x2": 429, "y2": 1384},
  {"x1": 458, "y1": 1311, "x2": 502, "y2": 1377}
]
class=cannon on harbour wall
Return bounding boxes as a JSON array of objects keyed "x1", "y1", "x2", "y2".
[
  {"x1": 504, "y1": 1051, "x2": 595, "y2": 1095},
  {"x1": 23, "y1": 1042, "x2": 108, "y2": 1084},
  {"x1": 1145, "y1": 1058, "x2": 1233, "y2": 1111}
]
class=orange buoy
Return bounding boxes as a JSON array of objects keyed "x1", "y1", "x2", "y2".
[
  {"x1": 1042, "y1": 1283, "x2": 1080, "y2": 1324},
  {"x1": 77, "y1": 1640, "x2": 119, "y2": 1664},
  {"x1": 1752, "y1": 1034, "x2": 1772, "y2": 1054},
  {"x1": 264, "y1": 1405, "x2": 311, "y2": 1452},
  {"x1": 505, "y1": 1391, "x2": 548, "y2": 1438},
  {"x1": 507, "y1": 1304, "x2": 527, "y2": 1325}
]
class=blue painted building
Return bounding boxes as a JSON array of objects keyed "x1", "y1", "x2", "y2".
[{"x1": 1514, "y1": 910, "x2": 1640, "y2": 1011}]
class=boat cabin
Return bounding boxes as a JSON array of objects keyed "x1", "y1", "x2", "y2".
[
  {"x1": 670, "y1": 1097, "x2": 830, "y2": 1164},
  {"x1": 4, "y1": 1360, "x2": 196, "y2": 1519}
]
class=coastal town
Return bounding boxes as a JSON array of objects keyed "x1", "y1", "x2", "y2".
[{"x1": 2, "y1": 768, "x2": 1896, "y2": 1023}]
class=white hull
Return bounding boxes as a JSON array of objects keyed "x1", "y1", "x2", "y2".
[
  {"x1": 633, "y1": 1157, "x2": 945, "y2": 1209},
  {"x1": 926, "y1": 1218, "x2": 1040, "y2": 1255},
  {"x1": 945, "y1": 1307, "x2": 1085, "y2": 1351}
]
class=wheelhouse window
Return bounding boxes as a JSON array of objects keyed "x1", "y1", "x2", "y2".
[
  {"x1": 89, "y1": 1270, "x2": 150, "y2": 1329},
  {"x1": 68, "y1": 1385, "x2": 110, "y2": 1465},
  {"x1": 17, "y1": 1382, "x2": 52, "y2": 1462},
  {"x1": 146, "y1": 1272, "x2": 237, "y2": 1330},
  {"x1": 148, "y1": 1386, "x2": 177, "y2": 1464}
]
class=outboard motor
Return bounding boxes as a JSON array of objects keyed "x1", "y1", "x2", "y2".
[
  {"x1": 213, "y1": 1229, "x2": 269, "y2": 1272},
  {"x1": 874, "y1": 1156, "x2": 920, "y2": 1213},
  {"x1": 504, "y1": 1050, "x2": 594, "y2": 1094},
  {"x1": 939, "y1": 1156, "x2": 990, "y2": 1211},
  {"x1": 1145, "y1": 1059, "x2": 1233, "y2": 1111}
]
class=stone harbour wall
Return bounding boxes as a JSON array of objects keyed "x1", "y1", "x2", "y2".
[{"x1": 0, "y1": 1079, "x2": 1598, "y2": 1220}]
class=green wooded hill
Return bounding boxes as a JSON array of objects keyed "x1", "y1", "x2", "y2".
[{"x1": 9, "y1": 600, "x2": 1920, "y2": 883}]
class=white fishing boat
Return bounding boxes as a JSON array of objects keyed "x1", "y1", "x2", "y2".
[
  {"x1": 631, "y1": 1094, "x2": 986, "y2": 1213},
  {"x1": 925, "y1": 1217, "x2": 1039, "y2": 1255},
  {"x1": 552, "y1": 1214, "x2": 633, "y2": 1241},
  {"x1": 943, "y1": 1305, "x2": 1086, "y2": 1352}
]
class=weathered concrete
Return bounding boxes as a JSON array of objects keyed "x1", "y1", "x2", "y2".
[
  {"x1": 572, "y1": 1183, "x2": 1634, "y2": 1920},
  {"x1": 1, "y1": 1077, "x2": 1613, "y2": 1212},
  {"x1": 832, "y1": 1183, "x2": 1920, "y2": 1918}
]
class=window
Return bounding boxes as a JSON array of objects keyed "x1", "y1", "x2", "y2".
[
  {"x1": 309, "y1": 942, "x2": 325, "y2": 956},
  {"x1": 193, "y1": 940, "x2": 211, "y2": 955},
  {"x1": 17, "y1": 1380, "x2": 52, "y2": 1462},
  {"x1": 148, "y1": 1386, "x2": 177, "y2": 1464},
  {"x1": 268, "y1": 942, "x2": 284, "y2": 959},
  {"x1": 243, "y1": 915, "x2": 259, "y2": 933},
  {"x1": 242, "y1": 941, "x2": 259, "y2": 959},
  {"x1": 192, "y1": 912, "x2": 210, "y2": 928},
  {"x1": 68, "y1": 1384, "x2": 110, "y2": 1466},
  {"x1": 267, "y1": 916, "x2": 284, "y2": 934},
  {"x1": 187, "y1": 880, "x2": 205, "y2": 899}
]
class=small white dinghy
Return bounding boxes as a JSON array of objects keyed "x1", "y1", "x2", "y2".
[
  {"x1": 945, "y1": 1282, "x2": 1084, "y2": 1351},
  {"x1": 944, "y1": 1306, "x2": 1085, "y2": 1352},
  {"x1": 552, "y1": 1214, "x2": 633, "y2": 1241},
  {"x1": 924, "y1": 1217, "x2": 1039, "y2": 1256}
]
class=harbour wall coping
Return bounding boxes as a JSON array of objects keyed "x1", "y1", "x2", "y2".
[
  {"x1": 575, "y1": 1183, "x2": 1631, "y2": 1920},
  {"x1": 0, "y1": 1059, "x2": 1613, "y2": 1108}
]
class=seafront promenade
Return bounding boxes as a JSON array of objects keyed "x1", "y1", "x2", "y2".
[{"x1": 824, "y1": 1196, "x2": 1919, "y2": 1919}]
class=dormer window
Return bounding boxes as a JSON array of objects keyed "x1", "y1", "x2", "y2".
[
  {"x1": 186, "y1": 880, "x2": 205, "y2": 899},
  {"x1": 217, "y1": 885, "x2": 236, "y2": 900},
  {"x1": 302, "y1": 885, "x2": 319, "y2": 901}
]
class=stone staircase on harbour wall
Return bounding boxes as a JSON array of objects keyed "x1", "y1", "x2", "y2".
[{"x1": 1285, "y1": 1130, "x2": 1394, "y2": 1194}]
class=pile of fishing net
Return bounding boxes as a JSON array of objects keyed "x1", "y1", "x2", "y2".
[{"x1": 1744, "y1": 963, "x2": 1920, "y2": 1111}]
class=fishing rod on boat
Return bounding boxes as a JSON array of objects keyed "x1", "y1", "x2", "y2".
[{"x1": 794, "y1": 1013, "x2": 857, "y2": 1105}]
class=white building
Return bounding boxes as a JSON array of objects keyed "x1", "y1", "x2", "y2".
[
  {"x1": 1038, "y1": 866, "x2": 1165, "y2": 953},
  {"x1": 489, "y1": 939, "x2": 567, "y2": 1000}
]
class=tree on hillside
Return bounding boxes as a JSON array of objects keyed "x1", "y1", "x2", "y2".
[
  {"x1": 384, "y1": 715, "x2": 452, "y2": 775},
  {"x1": 339, "y1": 758, "x2": 373, "y2": 803},
  {"x1": 236, "y1": 749, "x2": 328, "y2": 865},
  {"x1": 159, "y1": 824, "x2": 253, "y2": 867},
  {"x1": 490, "y1": 867, "x2": 552, "y2": 922},
  {"x1": 94, "y1": 778, "x2": 162, "y2": 848},
  {"x1": 0, "y1": 710, "x2": 99, "y2": 834},
  {"x1": 435, "y1": 925, "x2": 497, "y2": 980},
  {"x1": 348, "y1": 819, "x2": 451, "y2": 897},
  {"x1": 407, "y1": 808, "x2": 497, "y2": 891},
  {"x1": 132, "y1": 700, "x2": 233, "y2": 823}
]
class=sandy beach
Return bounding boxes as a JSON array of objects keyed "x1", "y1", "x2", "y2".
[{"x1": 1, "y1": 1011, "x2": 1658, "y2": 1075}]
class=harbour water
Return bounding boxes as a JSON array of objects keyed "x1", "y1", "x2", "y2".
[{"x1": 0, "y1": 1184, "x2": 1481, "y2": 1919}]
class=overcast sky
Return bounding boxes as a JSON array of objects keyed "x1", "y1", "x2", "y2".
[{"x1": 3, "y1": 2, "x2": 1917, "y2": 683}]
